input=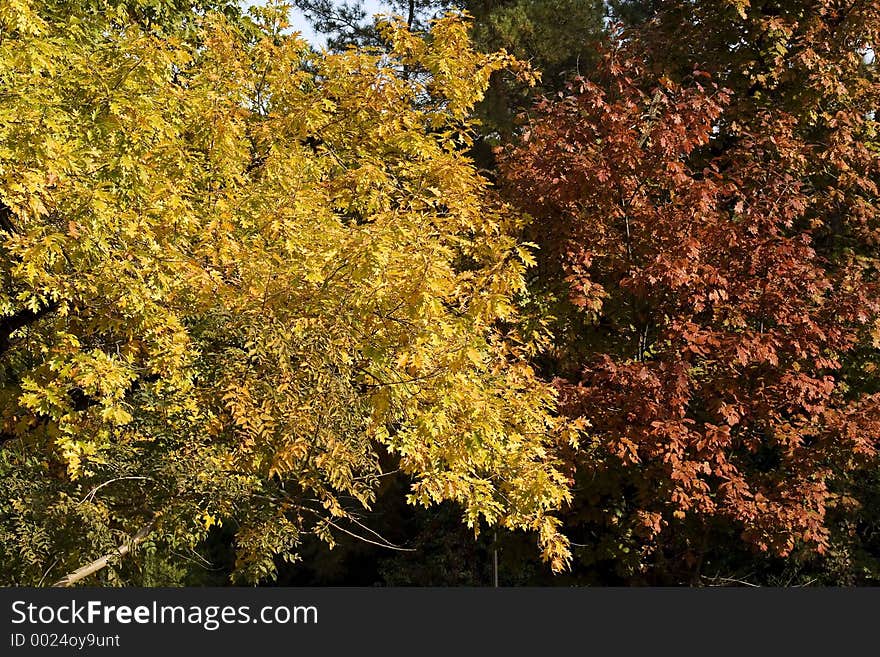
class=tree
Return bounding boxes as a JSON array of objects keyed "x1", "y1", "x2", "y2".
[
  {"x1": 292, "y1": 1, "x2": 446, "y2": 50},
  {"x1": 499, "y1": 14, "x2": 880, "y2": 582},
  {"x1": 0, "y1": 0, "x2": 578, "y2": 585},
  {"x1": 604, "y1": 0, "x2": 880, "y2": 585},
  {"x1": 291, "y1": 0, "x2": 608, "y2": 162},
  {"x1": 465, "y1": 0, "x2": 606, "y2": 135}
]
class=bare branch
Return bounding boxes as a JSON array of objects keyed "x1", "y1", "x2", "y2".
[
  {"x1": 79, "y1": 477, "x2": 153, "y2": 504},
  {"x1": 324, "y1": 517, "x2": 416, "y2": 552}
]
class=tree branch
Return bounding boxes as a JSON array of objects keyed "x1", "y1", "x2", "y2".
[
  {"x1": 0, "y1": 300, "x2": 60, "y2": 357},
  {"x1": 0, "y1": 200, "x2": 19, "y2": 235},
  {"x1": 52, "y1": 521, "x2": 154, "y2": 587}
]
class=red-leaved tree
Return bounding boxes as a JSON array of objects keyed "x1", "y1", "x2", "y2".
[{"x1": 500, "y1": 25, "x2": 880, "y2": 579}]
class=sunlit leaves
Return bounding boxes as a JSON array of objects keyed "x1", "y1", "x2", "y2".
[{"x1": 0, "y1": 0, "x2": 575, "y2": 583}]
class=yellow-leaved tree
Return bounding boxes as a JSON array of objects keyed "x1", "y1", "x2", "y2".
[{"x1": 0, "y1": 0, "x2": 579, "y2": 584}]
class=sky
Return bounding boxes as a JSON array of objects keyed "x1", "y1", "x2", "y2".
[{"x1": 240, "y1": 1, "x2": 395, "y2": 48}]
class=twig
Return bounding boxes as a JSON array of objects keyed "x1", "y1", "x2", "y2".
[
  {"x1": 324, "y1": 518, "x2": 416, "y2": 552},
  {"x1": 702, "y1": 575, "x2": 760, "y2": 587},
  {"x1": 79, "y1": 477, "x2": 152, "y2": 504},
  {"x1": 37, "y1": 559, "x2": 60, "y2": 587}
]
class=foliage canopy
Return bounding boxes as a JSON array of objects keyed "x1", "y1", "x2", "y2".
[{"x1": 0, "y1": 0, "x2": 576, "y2": 584}]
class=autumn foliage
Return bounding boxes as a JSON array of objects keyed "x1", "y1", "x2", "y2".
[
  {"x1": 0, "y1": 0, "x2": 576, "y2": 584},
  {"x1": 500, "y1": 0, "x2": 880, "y2": 576},
  {"x1": 1, "y1": 0, "x2": 879, "y2": 586}
]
